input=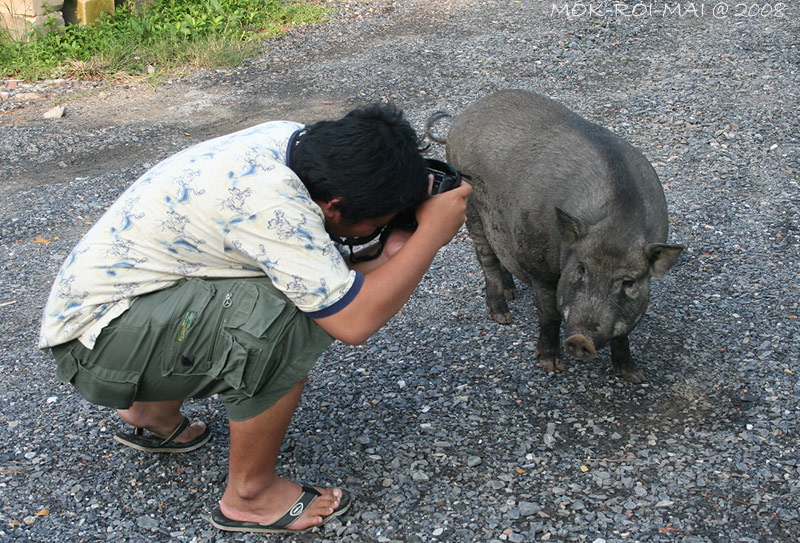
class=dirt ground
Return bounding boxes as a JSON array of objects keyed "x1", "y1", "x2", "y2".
[
  {"x1": 0, "y1": 66, "x2": 349, "y2": 194},
  {"x1": 0, "y1": 0, "x2": 411, "y2": 195}
]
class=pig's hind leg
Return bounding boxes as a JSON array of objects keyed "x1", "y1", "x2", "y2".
[
  {"x1": 465, "y1": 203, "x2": 513, "y2": 324},
  {"x1": 499, "y1": 266, "x2": 517, "y2": 301},
  {"x1": 532, "y1": 285, "x2": 566, "y2": 372}
]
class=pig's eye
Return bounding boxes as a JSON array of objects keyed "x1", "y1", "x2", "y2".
[
  {"x1": 621, "y1": 279, "x2": 637, "y2": 296},
  {"x1": 575, "y1": 263, "x2": 586, "y2": 279}
]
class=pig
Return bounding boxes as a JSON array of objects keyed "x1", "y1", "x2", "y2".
[{"x1": 427, "y1": 90, "x2": 683, "y2": 383}]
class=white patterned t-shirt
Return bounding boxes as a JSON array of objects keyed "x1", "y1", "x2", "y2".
[{"x1": 39, "y1": 121, "x2": 361, "y2": 350}]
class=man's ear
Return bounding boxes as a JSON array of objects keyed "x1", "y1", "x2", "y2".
[{"x1": 316, "y1": 198, "x2": 342, "y2": 222}]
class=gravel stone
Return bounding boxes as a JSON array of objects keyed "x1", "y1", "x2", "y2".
[
  {"x1": 1, "y1": 1, "x2": 798, "y2": 542},
  {"x1": 466, "y1": 455, "x2": 482, "y2": 467}
]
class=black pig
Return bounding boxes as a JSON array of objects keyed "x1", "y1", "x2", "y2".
[{"x1": 428, "y1": 90, "x2": 683, "y2": 383}]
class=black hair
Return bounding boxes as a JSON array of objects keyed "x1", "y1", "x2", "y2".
[{"x1": 289, "y1": 103, "x2": 429, "y2": 223}]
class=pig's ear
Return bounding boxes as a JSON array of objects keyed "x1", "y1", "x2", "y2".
[
  {"x1": 646, "y1": 243, "x2": 684, "y2": 278},
  {"x1": 555, "y1": 207, "x2": 588, "y2": 245}
]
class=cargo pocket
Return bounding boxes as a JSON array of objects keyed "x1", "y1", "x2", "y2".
[
  {"x1": 160, "y1": 278, "x2": 217, "y2": 378},
  {"x1": 55, "y1": 345, "x2": 140, "y2": 409},
  {"x1": 209, "y1": 280, "x2": 288, "y2": 396}
]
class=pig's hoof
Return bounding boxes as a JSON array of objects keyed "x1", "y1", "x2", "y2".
[
  {"x1": 618, "y1": 367, "x2": 644, "y2": 384},
  {"x1": 503, "y1": 288, "x2": 518, "y2": 300},
  {"x1": 541, "y1": 357, "x2": 566, "y2": 372},
  {"x1": 490, "y1": 312, "x2": 512, "y2": 324}
]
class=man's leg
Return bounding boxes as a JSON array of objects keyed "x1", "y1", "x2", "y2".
[
  {"x1": 219, "y1": 377, "x2": 343, "y2": 530},
  {"x1": 117, "y1": 400, "x2": 207, "y2": 443}
]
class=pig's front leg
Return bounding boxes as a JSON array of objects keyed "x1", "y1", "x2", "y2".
[
  {"x1": 533, "y1": 286, "x2": 565, "y2": 372},
  {"x1": 610, "y1": 336, "x2": 644, "y2": 384}
]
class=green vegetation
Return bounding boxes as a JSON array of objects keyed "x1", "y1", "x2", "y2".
[{"x1": 0, "y1": 0, "x2": 327, "y2": 81}]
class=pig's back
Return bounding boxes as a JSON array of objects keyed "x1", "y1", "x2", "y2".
[{"x1": 446, "y1": 90, "x2": 669, "y2": 279}]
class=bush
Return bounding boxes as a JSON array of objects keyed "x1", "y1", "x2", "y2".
[{"x1": 0, "y1": 0, "x2": 327, "y2": 80}]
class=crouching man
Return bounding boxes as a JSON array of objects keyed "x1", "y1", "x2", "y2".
[{"x1": 39, "y1": 103, "x2": 472, "y2": 534}]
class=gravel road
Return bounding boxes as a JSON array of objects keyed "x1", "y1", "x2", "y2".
[{"x1": 1, "y1": 1, "x2": 798, "y2": 542}]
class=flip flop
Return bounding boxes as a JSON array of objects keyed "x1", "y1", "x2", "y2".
[
  {"x1": 209, "y1": 485, "x2": 352, "y2": 533},
  {"x1": 113, "y1": 415, "x2": 211, "y2": 453}
]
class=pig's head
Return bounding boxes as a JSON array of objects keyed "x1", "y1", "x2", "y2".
[{"x1": 554, "y1": 207, "x2": 683, "y2": 360}]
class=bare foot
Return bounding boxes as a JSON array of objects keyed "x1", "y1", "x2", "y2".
[
  {"x1": 219, "y1": 478, "x2": 343, "y2": 531},
  {"x1": 152, "y1": 419, "x2": 207, "y2": 443},
  {"x1": 117, "y1": 402, "x2": 207, "y2": 444}
]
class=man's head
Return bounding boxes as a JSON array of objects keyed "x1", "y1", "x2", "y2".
[{"x1": 290, "y1": 103, "x2": 429, "y2": 224}]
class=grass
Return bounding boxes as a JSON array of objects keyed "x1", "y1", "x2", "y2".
[{"x1": 0, "y1": 0, "x2": 328, "y2": 81}]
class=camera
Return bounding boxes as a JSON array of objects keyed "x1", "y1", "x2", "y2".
[
  {"x1": 385, "y1": 159, "x2": 468, "y2": 234},
  {"x1": 427, "y1": 158, "x2": 463, "y2": 194}
]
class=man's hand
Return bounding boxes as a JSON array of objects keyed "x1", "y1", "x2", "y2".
[{"x1": 415, "y1": 180, "x2": 473, "y2": 247}]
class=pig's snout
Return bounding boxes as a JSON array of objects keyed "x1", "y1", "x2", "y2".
[{"x1": 564, "y1": 333, "x2": 597, "y2": 361}]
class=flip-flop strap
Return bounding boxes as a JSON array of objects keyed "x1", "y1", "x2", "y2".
[
  {"x1": 271, "y1": 485, "x2": 321, "y2": 529},
  {"x1": 158, "y1": 416, "x2": 191, "y2": 446}
]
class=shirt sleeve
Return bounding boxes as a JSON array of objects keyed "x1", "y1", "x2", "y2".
[{"x1": 303, "y1": 271, "x2": 364, "y2": 318}]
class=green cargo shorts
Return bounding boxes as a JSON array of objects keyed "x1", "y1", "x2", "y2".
[{"x1": 52, "y1": 277, "x2": 334, "y2": 421}]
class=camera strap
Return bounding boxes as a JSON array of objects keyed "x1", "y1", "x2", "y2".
[{"x1": 326, "y1": 225, "x2": 389, "y2": 263}]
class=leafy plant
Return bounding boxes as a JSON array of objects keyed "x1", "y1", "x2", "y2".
[{"x1": 0, "y1": 0, "x2": 327, "y2": 80}]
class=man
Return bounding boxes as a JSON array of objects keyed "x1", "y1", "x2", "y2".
[{"x1": 39, "y1": 103, "x2": 472, "y2": 533}]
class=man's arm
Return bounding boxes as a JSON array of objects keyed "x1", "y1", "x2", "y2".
[{"x1": 312, "y1": 182, "x2": 472, "y2": 344}]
